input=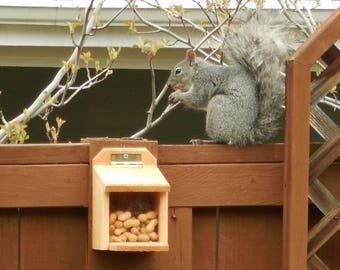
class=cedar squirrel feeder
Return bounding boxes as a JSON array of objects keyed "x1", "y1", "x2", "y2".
[{"x1": 92, "y1": 147, "x2": 170, "y2": 252}]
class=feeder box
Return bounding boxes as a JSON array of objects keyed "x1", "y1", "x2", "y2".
[{"x1": 92, "y1": 147, "x2": 170, "y2": 252}]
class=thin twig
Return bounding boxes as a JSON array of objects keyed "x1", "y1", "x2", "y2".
[
  {"x1": 146, "y1": 56, "x2": 157, "y2": 128},
  {"x1": 192, "y1": 0, "x2": 216, "y2": 27},
  {"x1": 0, "y1": 111, "x2": 7, "y2": 125},
  {"x1": 130, "y1": 103, "x2": 179, "y2": 138},
  {"x1": 93, "y1": 3, "x2": 129, "y2": 30}
]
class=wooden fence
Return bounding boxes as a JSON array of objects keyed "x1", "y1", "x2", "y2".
[{"x1": 0, "y1": 139, "x2": 339, "y2": 270}]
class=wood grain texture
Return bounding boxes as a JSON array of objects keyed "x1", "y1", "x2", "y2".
[
  {"x1": 192, "y1": 208, "x2": 216, "y2": 270},
  {"x1": 158, "y1": 144, "x2": 284, "y2": 164},
  {"x1": 317, "y1": 231, "x2": 340, "y2": 270},
  {"x1": 319, "y1": 163, "x2": 340, "y2": 199},
  {"x1": 310, "y1": 133, "x2": 340, "y2": 181},
  {"x1": 0, "y1": 209, "x2": 19, "y2": 270},
  {"x1": 20, "y1": 208, "x2": 87, "y2": 270},
  {"x1": 218, "y1": 207, "x2": 282, "y2": 270},
  {"x1": 308, "y1": 204, "x2": 340, "y2": 258},
  {"x1": 309, "y1": 206, "x2": 340, "y2": 270},
  {"x1": 310, "y1": 55, "x2": 340, "y2": 107},
  {"x1": 162, "y1": 163, "x2": 284, "y2": 207},
  {"x1": 0, "y1": 143, "x2": 89, "y2": 165},
  {"x1": 283, "y1": 61, "x2": 310, "y2": 270},
  {"x1": 308, "y1": 255, "x2": 330, "y2": 270},
  {"x1": 149, "y1": 208, "x2": 192, "y2": 270},
  {"x1": 0, "y1": 164, "x2": 88, "y2": 207},
  {"x1": 0, "y1": 156, "x2": 337, "y2": 210},
  {"x1": 309, "y1": 179, "x2": 338, "y2": 215}
]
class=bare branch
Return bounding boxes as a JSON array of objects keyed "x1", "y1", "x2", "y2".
[
  {"x1": 146, "y1": 56, "x2": 157, "y2": 128},
  {"x1": 93, "y1": 3, "x2": 129, "y2": 30},
  {"x1": 0, "y1": 111, "x2": 7, "y2": 125},
  {"x1": 130, "y1": 103, "x2": 179, "y2": 138}
]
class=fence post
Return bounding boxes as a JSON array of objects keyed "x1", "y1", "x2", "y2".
[{"x1": 282, "y1": 60, "x2": 310, "y2": 270}]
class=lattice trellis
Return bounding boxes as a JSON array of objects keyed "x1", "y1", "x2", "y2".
[{"x1": 308, "y1": 44, "x2": 340, "y2": 269}]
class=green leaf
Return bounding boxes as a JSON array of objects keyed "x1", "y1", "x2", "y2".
[
  {"x1": 62, "y1": 60, "x2": 71, "y2": 72},
  {"x1": 71, "y1": 63, "x2": 80, "y2": 73},
  {"x1": 105, "y1": 69, "x2": 113, "y2": 78},
  {"x1": 3, "y1": 121, "x2": 30, "y2": 144},
  {"x1": 80, "y1": 51, "x2": 94, "y2": 64},
  {"x1": 253, "y1": 0, "x2": 265, "y2": 9},
  {"x1": 329, "y1": 86, "x2": 337, "y2": 94},
  {"x1": 95, "y1": 60, "x2": 101, "y2": 73},
  {"x1": 45, "y1": 121, "x2": 50, "y2": 132},
  {"x1": 169, "y1": 5, "x2": 188, "y2": 17},
  {"x1": 66, "y1": 21, "x2": 82, "y2": 35},
  {"x1": 135, "y1": 38, "x2": 165, "y2": 57},
  {"x1": 107, "y1": 47, "x2": 121, "y2": 62},
  {"x1": 125, "y1": 17, "x2": 137, "y2": 34},
  {"x1": 56, "y1": 117, "x2": 66, "y2": 128}
]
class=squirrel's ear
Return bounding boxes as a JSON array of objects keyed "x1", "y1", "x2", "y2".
[{"x1": 186, "y1": 49, "x2": 196, "y2": 66}]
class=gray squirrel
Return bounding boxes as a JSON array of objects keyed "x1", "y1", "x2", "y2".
[{"x1": 167, "y1": 11, "x2": 294, "y2": 146}]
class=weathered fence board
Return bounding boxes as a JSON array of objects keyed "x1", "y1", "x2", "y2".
[
  {"x1": 163, "y1": 163, "x2": 283, "y2": 207},
  {"x1": 0, "y1": 164, "x2": 88, "y2": 207},
  {"x1": 20, "y1": 208, "x2": 87, "y2": 270},
  {"x1": 0, "y1": 143, "x2": 89, "y2": 164},
  {"x1": 218, "y1": 207, "x2": 282, "y2": 270},
  {"x1": 158, "y1": 144, "x2": 284, "y2": 164},
  {"x1": 192, "y1": 208, "x2": 217, "y2": 270},
  {"x1": 0, "y1": 209, "x2": 19, "y2": 270}
]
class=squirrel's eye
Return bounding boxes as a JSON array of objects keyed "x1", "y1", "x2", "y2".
[{"x1": 174, "y1": 67, "x2": 182, "y2": 75}]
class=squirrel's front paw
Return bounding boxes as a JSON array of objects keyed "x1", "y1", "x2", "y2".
[{"x1": 168, "y1": 92, "x2": 181, "y2": 104}]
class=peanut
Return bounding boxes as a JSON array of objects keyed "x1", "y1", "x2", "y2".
[
  {"x1": 149, "y1": 232, "x2": 158, "y2": 241},
  {"x1": 109, "y1": 213, "x2": 117, "y2": 225},
  {"x1": 114, "y1": 227, "x2": 126, "y2": 236},
  {"x1": 140, "y1": 226, "x2": 147, "y2": 234},
  {"x1": 145, "y1": 218, "x2": 158, "y2": 233},
  {"x1": 124, "y1": 232, "x2": 138, "y2": 242},
  {"x1": 114, "y1": 220, "x2": 123, "y2": 228},
  {"x1": 123, "y1": 218, "x2": 140, "y2": 229},
  {"x1": 118, "y1": 211, "x2": 132, "y2": 222},
  {"x1": 145, "y1": 211, "x2": 157, "y2": 220},
  {"x1": 118, "y1": 234, "x2": 127, "y2": 242},
  {"x1": 110, "y1": 235, "x2": 127, "y2": 242},
  {"x1": 109, "y1": 210, "x2": 159, "y2": 242},
  {"x1": 130, "y1": 227, "x2": 140, "y2": 235},
  {"x1": 138, "y1": 233, "x2": 150, "y2": 242},
  {"x1": 115, "y1": 210, "x2": 124, "y2": 216},
  {"x1": 137, "y1": 213, "x2": 147, "y2": 223},
  {"x1": 109, "y1": 225, "x2": 115, "y2": 235}
]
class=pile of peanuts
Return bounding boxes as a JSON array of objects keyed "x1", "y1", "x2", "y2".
[{"x1": 109, "y1": 210, "x2": 158, "y2": 243}]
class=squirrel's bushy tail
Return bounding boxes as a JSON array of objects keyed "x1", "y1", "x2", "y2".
[{"x1": 224, "y1": 11, "x2": 293, "y2": 143}]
